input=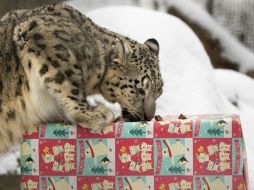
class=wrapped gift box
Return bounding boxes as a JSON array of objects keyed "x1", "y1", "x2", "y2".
[{"x1": 20, "y1": 114, "x2": 248, "y2": 190}]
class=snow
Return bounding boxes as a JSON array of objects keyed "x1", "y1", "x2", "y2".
[
  {"x1": 215, "y1": 69, "x2": 254, "y2": 109},
  {"x1": 66, "y1": 0, "x2": 137, "y2": 12},
  {"x1": 66, "y1": 0, "x2": 164, "y2": 12},
  {"x1": 166, "y1": 0, "x2": 254, "y2": 73},
  {"x1": 0, "y1": 145, "x2": 20, "y2": 174},
  {"x1": 0, "y1": 3, "x2": 253, "y2": 188}
]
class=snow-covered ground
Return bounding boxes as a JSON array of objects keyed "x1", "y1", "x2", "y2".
[{"x1": 0, "y1": 3, "x2": 253, "y2": 189}]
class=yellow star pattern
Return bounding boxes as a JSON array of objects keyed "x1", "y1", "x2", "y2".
[
  {"x1": 198, "y1": 146, "x2": 204, "y2": 153},
  {"x1": 237, "y1": 183, "x2": 245, "y2": 190},
  {"x1": 159, "y1": 183, "x2": 166, "y2": 190},
  {"x1": 120, "y1": 146, "x2": 126, "y2": 153},
  {"x1": 82, "y1": 184, "x2": 89, "y2": 190},
  {"x1": 43, "y1": 146, "x2": 49, "y2": 154}
]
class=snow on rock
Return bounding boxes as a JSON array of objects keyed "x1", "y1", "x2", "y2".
[
  {"x1": 0, "y1": 145, "x2": 20, "y2": 174},
  {"x1": 166, "y1": 0, "x2": 254, "y2": 73},
  {"x1": 66, "y1": 0, "x2": 136, "y2": 13},
  {"x1": 66, "y1": 0, "x2": 167, "y2": 12},
  {"x1": 215, "y1": 69, "x2": 254, "y2": 109}
]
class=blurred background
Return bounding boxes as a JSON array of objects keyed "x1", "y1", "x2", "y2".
[{"x1": 1, "y1": 0, "x2": 254, "y2": 189}]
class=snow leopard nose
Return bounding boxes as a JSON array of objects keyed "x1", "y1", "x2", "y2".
[
  {"x1": 144, "y1": 108, "x2": 155, "y2": 121},
  {"x1": 144, "y1": 92, "x2": 156, "y2": 121},
  {"x1": 144, "y1": 100, "x2": 155, "y2": 121}
]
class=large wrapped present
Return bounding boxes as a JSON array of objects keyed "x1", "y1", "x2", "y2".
[{"x1": 20, "y1": 114, "x2": 248, "y2": 190}]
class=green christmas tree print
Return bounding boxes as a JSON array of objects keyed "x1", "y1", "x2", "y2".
[
  {"x1": 53, "y1": 129, "x2": 69, "y2": 137},
  {"x1": 21, "y1": 166, "x2": 32, "y2": 174},
  {"x1": 168, "y1": 166, "x2": 185, "y2": 174},
  {"x1": 207, "y1": 128, "x2": 223, "y2": 136},
  {"x1": 129, "y1": 128, "x2": 146, "y2": 136},
  {"x1": 91, "y1": 167, "x2": 107, "y2": 174}
]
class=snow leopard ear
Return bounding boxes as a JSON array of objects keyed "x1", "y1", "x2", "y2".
[{"x1": 144, "y1": 38, "x2": 159, "y2": 56}]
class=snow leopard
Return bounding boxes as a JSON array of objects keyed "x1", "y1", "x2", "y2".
[{"x1": 0, "y1": 4, "x2": 163, "y2": 153}]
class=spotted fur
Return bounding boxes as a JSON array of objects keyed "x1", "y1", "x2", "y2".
[{"x1": 0, "y1": 4, "x2": 163, "y2": 153}]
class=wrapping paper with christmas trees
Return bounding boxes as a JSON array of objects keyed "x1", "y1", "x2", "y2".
[{"x1": 20, "y1": 114, "x2": 249, "y2": 190}]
